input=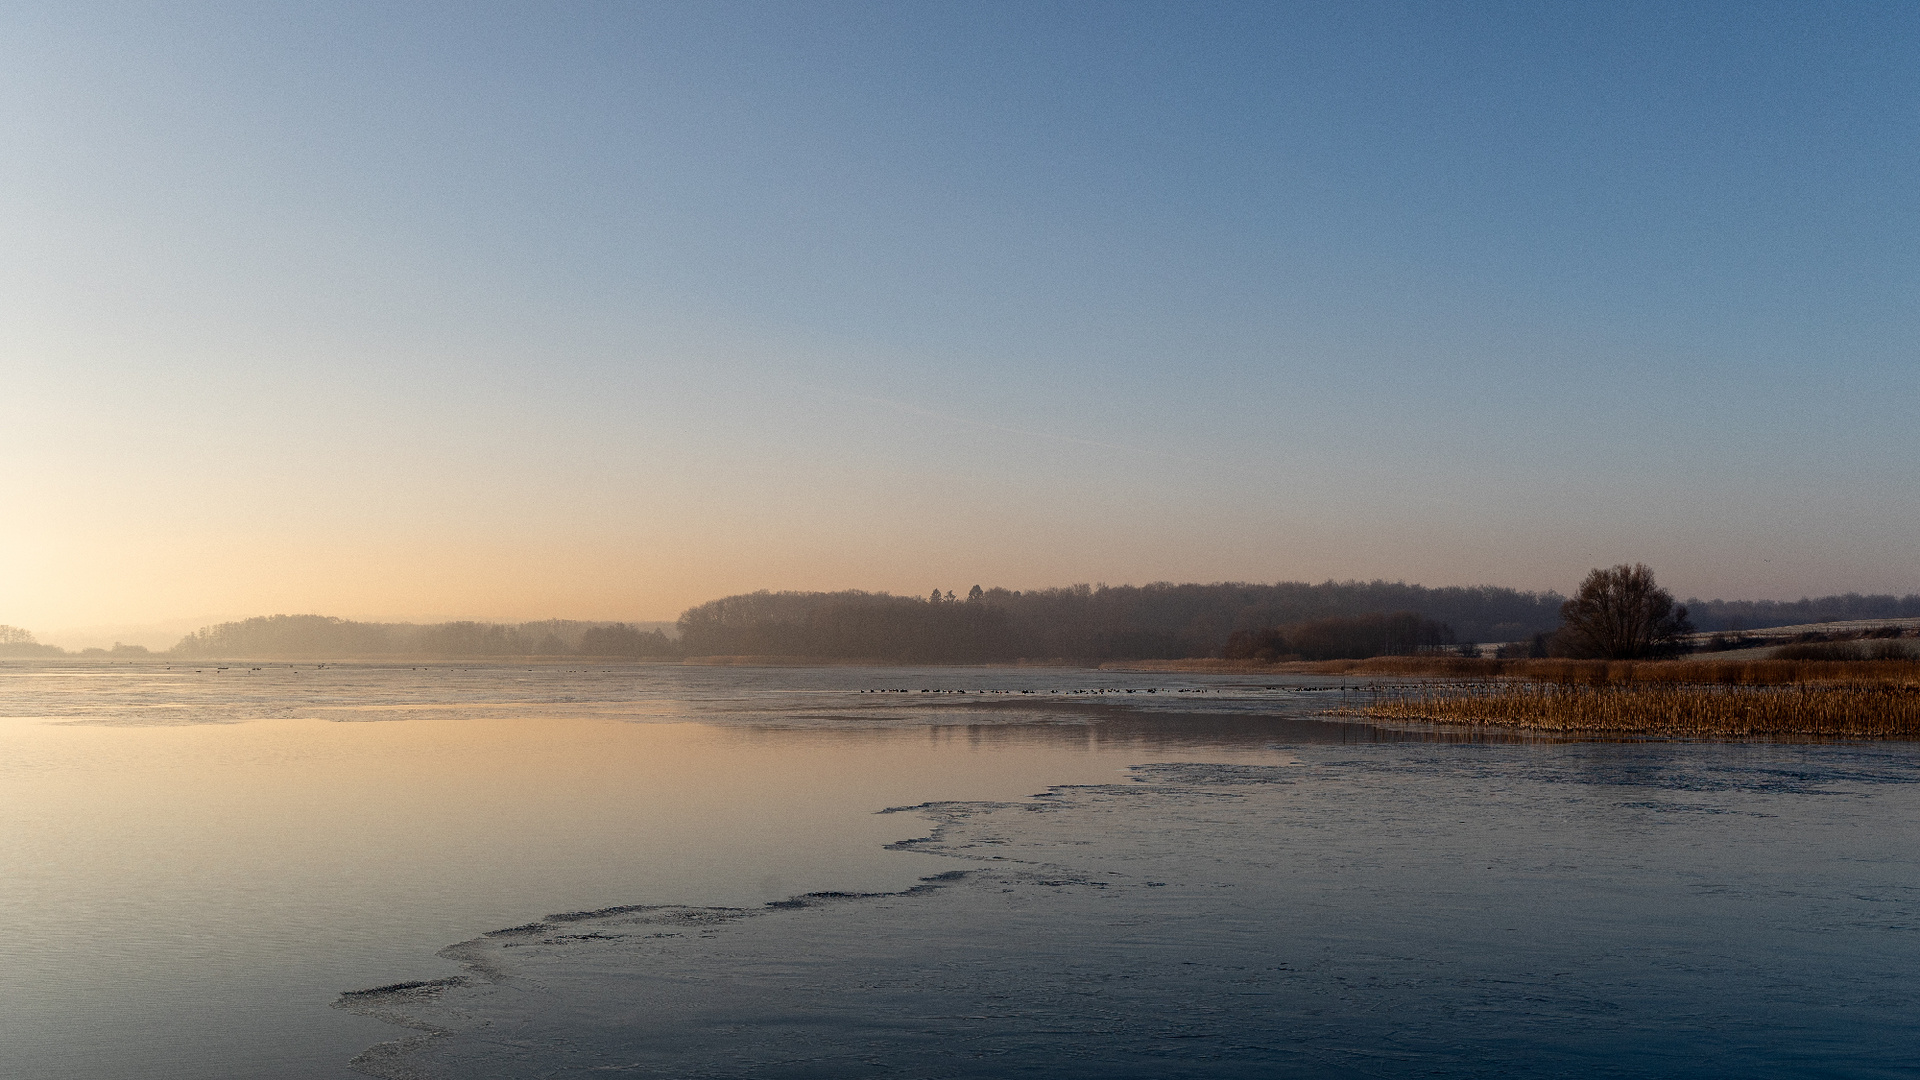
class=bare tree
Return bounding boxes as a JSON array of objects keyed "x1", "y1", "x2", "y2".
[{"x1": 1555, "y1": 564, "x2": 1693, "y2": 659}]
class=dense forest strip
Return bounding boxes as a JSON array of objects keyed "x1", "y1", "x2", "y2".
[
  {"x1": 676, "y1": 585, "x2": 1920, "y2": 664},
  {"x1": 1350, "y1": 683, "x2": 1920, "y2": 738},
  {"x1": 674, "y1": 582, "x2": 1564, "y2": 662}
]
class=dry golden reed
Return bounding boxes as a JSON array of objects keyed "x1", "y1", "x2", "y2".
[
  {"x1": 1356, "y1": 682, "x2": 1920, "y2": 738},
  {"x1": 1108, "y1": 654, "x2": 1920, "y2": 691},
  {"x1": 1298, "y1": 655, "x2": 1920, "y2": 687}
]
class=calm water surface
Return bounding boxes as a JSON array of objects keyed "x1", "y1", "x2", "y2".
[
  {"x1": 3, "y1": 661, "x2": 1915, "y2": 1078},
  {"x1": 1, "y1": 661, "x2": 1364, "y2": 1080}
]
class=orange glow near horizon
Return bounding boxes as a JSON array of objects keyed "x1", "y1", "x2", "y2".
[{"x1": 5, "y1": 5, "x2": 1915, "y2": 646}]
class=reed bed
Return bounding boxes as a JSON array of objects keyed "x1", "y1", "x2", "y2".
[
  {"x1": 1353, "y1": 682, "x2": 1920, "y2": 738},
  {"x1": 1301, "y1": 655, "x2": 1920, "y2": 687}
]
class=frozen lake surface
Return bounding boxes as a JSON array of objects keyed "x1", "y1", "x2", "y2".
[{"x1": 4, "y1": 661, "x2": 1918, "y2": 1078}]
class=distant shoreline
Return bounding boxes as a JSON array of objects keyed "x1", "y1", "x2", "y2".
[{"x1": 0, "y1": 654, "x2": 1090, "y2": 668}]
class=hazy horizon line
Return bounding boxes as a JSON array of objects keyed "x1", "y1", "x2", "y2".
[{"x1": 18, "y1": 575, "x2": 1920, "y2": 652}]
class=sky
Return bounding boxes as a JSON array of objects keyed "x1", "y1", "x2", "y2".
[{"x1": 3, "y1": 1, "x2": 1917, "y2": 643}]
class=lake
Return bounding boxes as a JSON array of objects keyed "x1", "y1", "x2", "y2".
[{"x1": 3, "y1": 661, "x2": 1916, "y2": 1078}]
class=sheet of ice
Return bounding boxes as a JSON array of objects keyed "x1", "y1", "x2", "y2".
[
  {"x1": 341, "y1": 741, "x2": 1920, "y2": 1079},
  {"x1": 1, "y1": 661, "x2": 1365, "y2": 1080}
]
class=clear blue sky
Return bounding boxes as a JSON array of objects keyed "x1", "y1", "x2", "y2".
[{"x1": 3, "y1": 1, "x2": 1916, "y2": 633}]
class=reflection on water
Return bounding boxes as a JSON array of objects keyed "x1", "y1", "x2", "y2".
[
  {"x1": 349, "y1": 744, "x2": 1920, "y2": 1079},
  {"x1": 6, "y1": 660, "x2": 1909, "y2": 1079},
  {"x1": 1, "y1": 661, "x2": 1329, "y2": 1080},
  {"x1": 0, "y1": 658, "x2": 1544, "y2": 743}
]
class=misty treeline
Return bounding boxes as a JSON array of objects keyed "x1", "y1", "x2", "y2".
[
  {"x1": 0, "y1": 625, "x2": 65, "y2": 657},
  {"x1": 10, "y1": 586, "x2": 1920, "y2": 663},
  {"x1": 1221, "y1": 612, "x2": 1454, "y2": 662},
  {"x1": 1684, "y1": 594, "x2": 1920, "y2": 632},
  {"x1": 168, "y1": 615, "x2": 676, "y2": 659},
  {"x1": 675, "y1": 582, "x2": 1564, "y2": 663}
]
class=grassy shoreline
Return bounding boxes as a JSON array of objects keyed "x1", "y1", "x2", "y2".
[
  {"x1": 1345, "y1": 682, "x2": 1920, "y2": 738},
  {"x1": 1111, "y1": 654, "x2": 1920, "y2": 687}
]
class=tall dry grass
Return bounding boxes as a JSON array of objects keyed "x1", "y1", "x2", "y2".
[
  {"x1": 1354, "y1": 683, "x2": 1920, "y2": 738},
  {"x1": 1301, "y1": 655, "x2": 1920, "y2": 687}
]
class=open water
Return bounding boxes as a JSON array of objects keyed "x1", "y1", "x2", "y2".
[{"x1": 3, "y1": 661, "x2": 1916, "y2": 1078}]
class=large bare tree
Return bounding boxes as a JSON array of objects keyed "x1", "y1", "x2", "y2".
[{"x1": 1555, "y1": 564, "x2": 1693, "y2": 659}]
